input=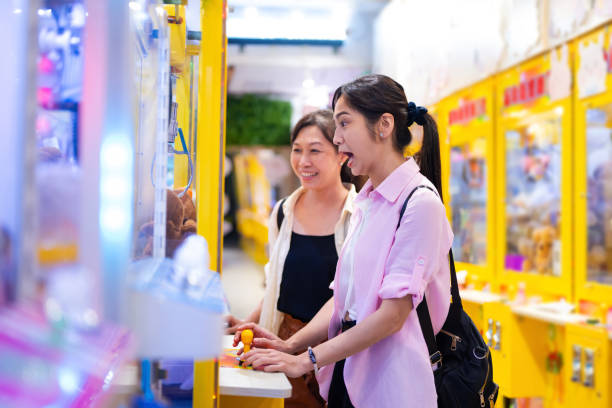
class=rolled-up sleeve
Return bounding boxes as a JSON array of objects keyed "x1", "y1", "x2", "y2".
[{"x1": 378, "y1": 190, "x2": 450, "y2": 307}]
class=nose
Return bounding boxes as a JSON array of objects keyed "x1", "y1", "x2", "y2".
[
  {"x1": 299, "y1": 152, "x2": 312, "y2": 167},
  {"x1": 333, "y1": 129, "x2": 342, "y2": 146}
]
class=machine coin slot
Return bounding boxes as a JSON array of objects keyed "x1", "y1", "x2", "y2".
[
  {"x1": 571, "y1": 345, "x2": 582, "y2": 383},
  {"x1": 493, "y1": 321, "x2": 501, "y2": 351},
  {"x1": 583, "y1": 348, "x2": 595, "y2": 388},
  {"x1": 486, "y1": 319, "x2": 494, "y2": 348}
]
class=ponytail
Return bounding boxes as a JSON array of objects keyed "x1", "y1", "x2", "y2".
[{"x1": 416, "y1": 113, "x2": 444, "y2": 203}]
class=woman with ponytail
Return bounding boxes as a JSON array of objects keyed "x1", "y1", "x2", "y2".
[{"x1": 235, "y1": 75, "x2": 453, "y2": 407}]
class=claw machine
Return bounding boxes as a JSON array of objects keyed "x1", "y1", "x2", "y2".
[
  {"x1": 0, "y1": 1, "x2": 135, "y2": 406},
  {"x1": 446, "y1": 80, "x2": 495, "y2": 289},
  {"x1": 443, "y1": 80, "x2": 502, "y2": 333},
  {"x1": 492, "y1": 45, "x2": 575, "y2": 403},
  {"x1": 496, "y1": 46, "x2": 574, "y2": 300},
  {"x1": 568, "y1": 24, "x2": 612, "y2": 408},
  {"x1": 117, "y1": 2, "x2": 226, "y2": 407}
]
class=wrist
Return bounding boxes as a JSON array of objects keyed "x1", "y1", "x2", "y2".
[
  {"x1": 306, "y1": 346, "x2": 319, "y2": 375},
  {"x1": 285, "y1": 337, "x2": 298, "y2": 354},
  {"x1": 299, "y1": 352, "x2": 314, "y2": 375}
]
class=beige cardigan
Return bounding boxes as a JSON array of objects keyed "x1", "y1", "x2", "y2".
[{"x1": 259, "y1": 185, "x2": 356, "y2": 334}]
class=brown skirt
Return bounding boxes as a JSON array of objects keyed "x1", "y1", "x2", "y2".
[{"x1": 278, "y1": 313, "x2": 326, "y2": 408}]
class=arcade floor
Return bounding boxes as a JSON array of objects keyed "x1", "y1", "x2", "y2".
[{"x1": 221, "y1": 246, "x2": 266, "y2": 321}]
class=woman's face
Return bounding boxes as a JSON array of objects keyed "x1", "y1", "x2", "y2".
[
  {"x1": 333, "y1": 96, "x2": 379, "y2": 177},
  {"x1": 290, "y1": 125, "x2": 345, "y2": 191}
]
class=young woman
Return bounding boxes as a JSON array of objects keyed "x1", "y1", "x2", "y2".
[
  {"x1": 235, "y1": 75, "x2": 453, "y2": 407},
  {"x1": 225, "y1": 109, "x2": 356, "y2": 408}
]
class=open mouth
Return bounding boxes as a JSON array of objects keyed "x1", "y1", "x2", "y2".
[{"x1": 344, "y1": 152, "x2": 354, "y2": 167}]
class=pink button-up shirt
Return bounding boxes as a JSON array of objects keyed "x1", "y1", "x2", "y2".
[{"x1": 318, "y1": 158, "x2": 453, "y2": 407}]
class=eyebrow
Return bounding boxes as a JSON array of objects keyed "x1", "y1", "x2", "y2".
[
  {"x1": 334, "y1": 111, "x2": 350, "y2": 120},
  {"x1": 293, "y1": 141, "x2": 324, "y2": 147}
]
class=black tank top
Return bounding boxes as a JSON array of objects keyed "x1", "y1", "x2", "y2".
[{"x1": 276, "y1": 231, "x2": 337, "y2": 323}]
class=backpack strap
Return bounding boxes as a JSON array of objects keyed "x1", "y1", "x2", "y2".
[
  {"x1": 397, "y1": 185, "x2": 462, "y2": 367},
  {"x1": 276, "y1": 198, "x2": 287, "y2": 230}
]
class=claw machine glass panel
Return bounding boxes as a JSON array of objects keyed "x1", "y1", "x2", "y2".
[
  {"x1": 574, "y1": 25, "x2": 612, "y2": 313},
  {"x1": 0, "y1": 1, "x2": 135, "y2": 406},
  {"x1": 496, "y1": 45, "x2": 574, "y2": 300},
  {"x1": 0, "y1": 0, "x2": 38, "y2": 307},
  {"x1": 445, "y1": 80, "x2": 495, "y2": 291},
  {"x1": 130, "y1": 2, "x2": 170, "y2": 261},
  {"x1": 34, "y1": 0, "x2": 88, "y2": 311}
]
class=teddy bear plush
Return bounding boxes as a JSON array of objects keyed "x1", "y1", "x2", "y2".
[
  {"x1": 532, "y1": 225, "x2": 556, "y2": 276},
  {"x1": 166, "y1": 189, "x2": 197, "y2": 257},
  {"x1": 135, "y1": 189, "x2": 197, "y2": 258}
]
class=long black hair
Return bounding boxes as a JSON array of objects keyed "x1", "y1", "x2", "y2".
[{"x1": 331, "y1": 74, "x2": 443, "y2": 202}]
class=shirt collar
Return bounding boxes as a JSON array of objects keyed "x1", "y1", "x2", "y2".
[{"x1": 356, "y1": 157, "x2": 420, "y2": 203}]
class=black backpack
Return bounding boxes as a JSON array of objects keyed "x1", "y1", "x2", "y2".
[{"x1": 398, "y1": 185, "x2": 499, "y2": 408}]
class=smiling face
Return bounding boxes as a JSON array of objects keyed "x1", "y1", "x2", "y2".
[
  {"x1": 290, "y1": 125, "x2": 345, "y2": 191},
  {"x1": 332, "y1": 96, "x2": 382, "y2": 177}
]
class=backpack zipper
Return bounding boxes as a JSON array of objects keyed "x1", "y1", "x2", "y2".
[
  {"x1": 488, "y1": 383, "x2": 499, "y2": 407},
  {"x1": 440, "y1": 329, "x2": 462, "y2": 351},
  {"x1": 478, "y1": 351, "x2": 491, "y2": 407}
]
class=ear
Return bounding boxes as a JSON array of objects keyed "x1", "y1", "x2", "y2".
[
  {"x1": 338, "y1": 151, "x2": 348, "y2": 165},
  {"x1": 378, "y1": 113, "x2": 395, "y2": 139}
]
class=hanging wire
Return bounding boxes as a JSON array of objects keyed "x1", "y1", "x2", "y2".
[{"x1": 150, "y1": 127, "x2": 193, "y2": 198}]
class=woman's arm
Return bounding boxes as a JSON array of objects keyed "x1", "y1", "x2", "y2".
[
  {"x1": 283, "y1": 296, "x2": 334, "y2": 353},
  {"x1": 234, "y1": 296, "x2": 334, "y2": 353},
  {"x1": 243, "y1": 295, "x2": 413, "y2": 377},
  {"x1": 311, "y1": 295, "x2": 412, "y2": 365}
]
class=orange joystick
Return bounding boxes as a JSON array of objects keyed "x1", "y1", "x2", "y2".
[{"x1": 241, "y1": 329, "x2": 254, "y2": 354}]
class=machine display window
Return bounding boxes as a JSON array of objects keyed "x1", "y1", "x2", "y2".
[
  {"x1": 586, "y1": 105, "x2": 612, "y2": 285},
  {"x1": 504, "y1": 112, "x2": 562, "y2": 276},
  {"x1": 449, "y1": 140, "x2": 488, "y2": 266}
]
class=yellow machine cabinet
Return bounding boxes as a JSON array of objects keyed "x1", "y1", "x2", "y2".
[
  {"x1": 564, "y1": 324, "x2": 610, "y2": 408},
  {"x1": 231, "y1": 150, "x2": 271, "y2": 265},
  {"x1": 573, "y1": 25, "x2": 612, "y2": 317},
  {"x1": 495, "y1": 46, "x2": 574, "y2": 300},
  {"x1": 483, "y1": 302, "x2": 549, "y2": 399},
  {"x1": 445, "y1": 79, "x2": 496, "y2": 290}
]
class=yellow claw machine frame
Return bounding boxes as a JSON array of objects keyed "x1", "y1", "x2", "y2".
[
  {"x1": 489, "y1": 45, "x2": 575, "y2": 404},
  {"x1": 440, "y1": 80, "x2": 501, "y2": 335},
  {"x1": 573, "y1": 24, "x2": 612, "y2": 318},
  {"x1": 495, "y1": 46, "x2": 574, "y2": 301},
  {"x1": 445, "y1": 79, "x2": 496, "y2": 291},
  {"x1": 161, "y1": 1, "x2": 226, "y2": 406},
  {"x1": 568, "y1": 24, "x2": 612, "y2": 408}
]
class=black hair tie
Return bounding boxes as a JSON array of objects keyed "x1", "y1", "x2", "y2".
[{"x1": 406, "y1": 101, "x2": 428, "y2": 126}]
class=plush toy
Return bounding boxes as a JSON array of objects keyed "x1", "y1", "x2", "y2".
[
  {"x1": 166, "y1": 189, "x2": 197, "y2": 257},
  {"x1": 135, "y1": 189, "x2": 197, "y2": 258},
  {"x1": 532, "y1": 225, "x2": 556, "y2": 276},
  {"x1": 518, "y1": 237, "x2": 534, "y2": 273},
  {"x1": 587, "y1": 245, "x2": 607, "y2": 276}
]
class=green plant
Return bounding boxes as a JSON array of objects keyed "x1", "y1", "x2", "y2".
[{"x1": 226, "y1": 94, "x2": 292, "y2": 146}]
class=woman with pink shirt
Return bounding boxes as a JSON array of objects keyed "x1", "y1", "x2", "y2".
[{"x1": 235, "y1": 74, "x2": 453, "y2": 407}]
